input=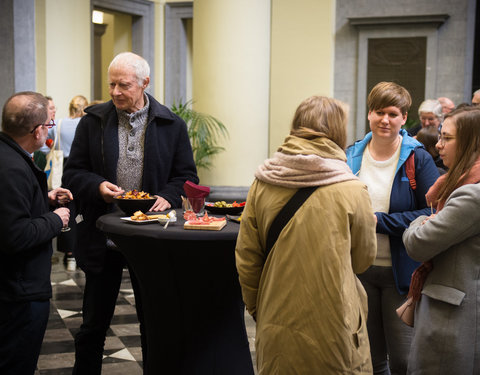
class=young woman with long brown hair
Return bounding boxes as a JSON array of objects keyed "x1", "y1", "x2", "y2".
[{"x1": 403, "y1": 105, "x2": 480, "y2": 374}]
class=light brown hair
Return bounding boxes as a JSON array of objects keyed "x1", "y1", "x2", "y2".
[
  {"x1": 367, "y1": 82, "x2": 412, "y2": 115},
  {"x1": 416, "y1": 126, "x2": 440, "y2": 159},
  {"x1": 290, "y1": 95, "x2": 348, "y2": 149},
  {"x1": 436, "y1": 106, "x2": 480, "y2": 203}
]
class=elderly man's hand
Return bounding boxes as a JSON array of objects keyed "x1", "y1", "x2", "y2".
[
  {"x1": 53, "y1": 207, "x2": 70, "y2": 228},
  {"x1": 150, "y1": 195, "x2": 171, "y2": 212},
  {"x1": 99, "y1": 181, "x2": 124, "y2": 203}
]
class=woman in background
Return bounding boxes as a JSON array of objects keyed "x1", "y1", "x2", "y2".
[
  {"x1": 48, "y1": 95, "x2": 88, "y2": 271},
  {"x1": 403, "y1": 106, "x2": 480, "y2": 374},
  {"x1": 416, "y1": 126, "x2": 447, "y2": 175},
  {"x1": 236, "y1": 96, "x2": 377, "y2": 374},
  {"x1": 47, "y1": 95, "x2": 88, "y2": 162},
  {"x1": 346, "y1": 82, "x2": 439, "y2": 375}
]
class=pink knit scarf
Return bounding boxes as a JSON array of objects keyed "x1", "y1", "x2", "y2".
[{"x1": 255, "y1": 152, "x2": 357, "y2": 188}]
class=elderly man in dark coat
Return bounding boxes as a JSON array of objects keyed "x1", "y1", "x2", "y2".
[
  {"x1": 63, "y1": 52, "x2": 198, "y2": 374},
  {"x1": 0, "y1": 91, "x2": 72, "y2": 374}
]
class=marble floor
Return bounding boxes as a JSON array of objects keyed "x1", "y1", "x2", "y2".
[{"x1": 35, "y1": 251, "x2": 257, "y2": 374}]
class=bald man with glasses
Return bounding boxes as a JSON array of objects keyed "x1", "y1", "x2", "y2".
[{"x1": 0, "y1": 91, "x2": 72, "y2": 375}]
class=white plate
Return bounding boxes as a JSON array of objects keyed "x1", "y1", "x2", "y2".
[{"x1": 120, "y1": 217, "x2": 161, "y2": 224}]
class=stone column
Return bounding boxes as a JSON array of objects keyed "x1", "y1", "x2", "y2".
[
  {"x1": 192, "y1": 0, "x2": 271, "y2": 186},
  {"x1": 0, "y1": 0, "x2": 36, "y2": 107}
]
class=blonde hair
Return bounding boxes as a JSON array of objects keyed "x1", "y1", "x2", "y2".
[
  {"x1": 290, "y1": 95, "x2": 348, "y2": 149},
  {"x1": 69, "y1": 95, "x2": 88, "y2": 118}
]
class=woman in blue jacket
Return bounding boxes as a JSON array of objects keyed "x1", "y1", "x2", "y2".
[{"x1": 346, "y1": 82, "x2": 439, "y2": 375}]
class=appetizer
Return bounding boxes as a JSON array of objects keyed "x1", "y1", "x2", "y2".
[{"x1": 117, "y1": 190, "x2": 153, "y2": 199}]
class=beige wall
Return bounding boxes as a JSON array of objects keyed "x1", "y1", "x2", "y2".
[
  {"x1": 269, "y1": 0, "x2": 335, "y2": 154},
  {"x1": 36, "y1": 0, "x2": 91, "y2": 120},
  {"x1": 193, "y1": 0, "x2": 271, "y2": 186},
  {"x1": 34, "y1": 0, "x2": 336, "y2": 187},
  {"x1": 192, "y1": 0, "x2": 335, "y2": 186}
]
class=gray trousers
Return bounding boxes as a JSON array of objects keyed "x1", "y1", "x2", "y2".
[{"x1": 358, "y1": 266, "x2": 413, "y2": 375}]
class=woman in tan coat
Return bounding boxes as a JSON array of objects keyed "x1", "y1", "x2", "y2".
[{"x1": 235, "y1": 96, "x2": 377, "y2": 374}]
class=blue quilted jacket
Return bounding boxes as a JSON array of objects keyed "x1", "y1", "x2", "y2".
[{"x1": 346, "y1": 129, "x2": 440, "y2": 294}]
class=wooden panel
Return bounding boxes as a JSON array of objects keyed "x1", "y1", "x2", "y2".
[
  {"x1": 367, "y1": 37, "x2": 427, "y2": 131},
  {"x1": 184, "y1": 220, "x2": 227, "y2": 231}
]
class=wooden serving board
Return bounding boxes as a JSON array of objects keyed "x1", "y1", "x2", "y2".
[{"x1": 184, "y1": 219, "x2": 227, "y2": 231}]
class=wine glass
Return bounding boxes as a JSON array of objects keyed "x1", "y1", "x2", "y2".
[
  {"x1": 188, "y1": 197, "x2": 206, "y2": 216},
  {"x1": 60, "y1": 203, "x2": 71, "y2": 232},
  {"x1": 58, "y1": 198, "x2": 71, "y2": 232}
]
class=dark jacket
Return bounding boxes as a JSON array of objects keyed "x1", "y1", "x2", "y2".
[
  {"x1": 0, "y1": 133, "x2": 63, "y2": 301},
  {"x1": 406, "y1": 123, "x2": 421, "y2": 137},
  {"x1": 346, "y1": 129, "x2": 440, "y2": 294},
  {"x1": 62, "y1": 94, "x2": 199, "y2": 273}
]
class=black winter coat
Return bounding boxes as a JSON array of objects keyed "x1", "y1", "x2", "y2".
[
  {"x1": 0, "y1": 133, "x2": 63, "y2": 301},
  {"x1": 62, "y1": 94, "x2": 198, "y2": 273}
]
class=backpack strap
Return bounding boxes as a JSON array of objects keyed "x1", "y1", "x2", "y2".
[
  {"x1": 264, "y1": 186, "x2": 318, "y2": 260},
  {"x1": 405, "y1": 152, "x2": 416, "y2": 190}
]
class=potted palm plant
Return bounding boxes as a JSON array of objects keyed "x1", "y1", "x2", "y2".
[{"x1": 171, "y1": 100, "x2": 228, "y2": 170}]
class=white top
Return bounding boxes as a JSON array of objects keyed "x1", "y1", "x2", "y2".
[{"x1": 358, "y1": 137, "x2": 402, "y2": 266}]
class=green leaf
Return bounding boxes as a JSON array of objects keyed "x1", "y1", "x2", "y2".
[{"x1": 171, "y1": 99, "x2": 228, "y2": 170}]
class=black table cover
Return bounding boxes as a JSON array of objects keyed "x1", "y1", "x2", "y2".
[{"x1": 96, "y1": 210, "x2": 254, "y2": 375}]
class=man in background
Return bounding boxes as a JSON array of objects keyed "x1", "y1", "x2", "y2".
[
  {"x1": 437, "y1": 96, "x2": 455, "y2": 114},
  {"x1": 472, "y1": 89, "x2": 480, "y2": 105},
  {"x1": 407, "y1": 99, "x2": 443, "y2": 137},
  {"x1": 0, "y1": 91, "x2": 71, "y2": 374},
  {"x1": 63, "y1": 52, "x2": 198, "y2": 374}
]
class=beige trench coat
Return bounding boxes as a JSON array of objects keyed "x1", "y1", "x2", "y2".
[{"x1": 236, "y1": 145, "x2": 377, "y2": 374}]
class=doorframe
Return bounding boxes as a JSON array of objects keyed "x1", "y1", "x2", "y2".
[
  {"x1": 164, "y1": 2, "x2": 193, "y2": 108},
  {"x1": 91, "y1": 0, "x2": 155, "y2": 97},
  {"x1": 347, "y1": 14, "x2": 449, "y2": 139}
]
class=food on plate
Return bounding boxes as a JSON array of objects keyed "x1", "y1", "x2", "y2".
[
  {"x1": 131, "y1": 210, "x2": 149, "y2": 221},
  {"x1": 117, "y1": 190, "x2": 153, "y2": 199},
  {"x1": 130, "y1": 211, "x2": 167, "y2": 221},
  {"x1": 206, "y1": 200, "x2": 246, "y2": 208},
  {"x1": 185, "y1": 211, "x2": 226, "y2": 225},
  {"x1": 184, "y1": 210, "x2": 197, "y2": 221}
]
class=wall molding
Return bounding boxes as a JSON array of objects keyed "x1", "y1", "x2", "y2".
[
  {"x1": 91, "y1": 0, "x2": 155, "y2": 95},
  {"x1": 348, "y1": 14, "x2": 449, "y2": 28},
  {"x1": 349, "y1": 13, "x2": 450, "y2": 139}
]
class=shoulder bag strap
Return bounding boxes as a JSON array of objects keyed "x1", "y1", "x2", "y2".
[
  {"x1": 264, "y1": 186, "x2": 318, "y2": 260},
  {"x1": 55, "y1": 119, "x2": 62, "y2": 151}
]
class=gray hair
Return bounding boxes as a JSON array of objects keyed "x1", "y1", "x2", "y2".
[
  {"x1": 418, "y1": 99, "x2": 443, "y2": 120},
  {"x1": 108, "y1": 52, "x2": 150, "y2": 88}
]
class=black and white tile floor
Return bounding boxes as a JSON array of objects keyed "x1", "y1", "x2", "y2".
[{"x1": 35, "y1": 251, "x2": 257, "y2": 374}]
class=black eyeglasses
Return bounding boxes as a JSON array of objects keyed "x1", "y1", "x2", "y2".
[{"x1": 30, "y1": 120, "x2": 56, "y2": 134}]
